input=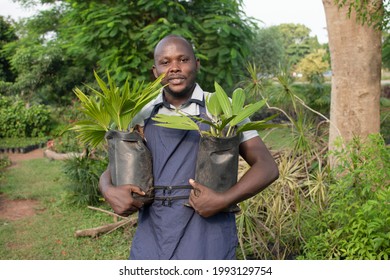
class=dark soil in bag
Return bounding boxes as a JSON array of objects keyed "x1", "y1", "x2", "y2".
[
  {"x1": 195, "y1": 134, "x2": 240, "y2": 212},
  {"x1": 105, "y1": 130, "x2": 154, "y2": 205}
]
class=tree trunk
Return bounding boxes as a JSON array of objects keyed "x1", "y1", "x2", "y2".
[
  {"x1": 43, "y1": 149, "x2": 85, "y2": 160},
  {"x1": 322, "y1": 0, "x2": 382, "y2": 154}
]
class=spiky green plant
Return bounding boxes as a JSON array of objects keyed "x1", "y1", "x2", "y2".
[
  {"x1": 152, "y1": 81, "x2": 281, "y2": 137},
  {"x1": 68, "y1": 71, "x2": 164, "y2": 148},
  {"x1": 236, "y1": 151, "x2": 314, "y2": 260}
]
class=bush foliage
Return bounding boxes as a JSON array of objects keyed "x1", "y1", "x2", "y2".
[
  {"x1": 300, "y1": 134, "x2": 390, "y2": 260},
  {"x1": 0, "y1": 95, "x2": 52, "y2": 138},
  {"x1": 62, "y1": 154, "x2": 108, "y2": 206}
]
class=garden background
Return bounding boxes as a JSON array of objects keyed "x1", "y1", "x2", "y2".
[{"x1": 0, "y1": 0, "x2": 389, "y2": 260}]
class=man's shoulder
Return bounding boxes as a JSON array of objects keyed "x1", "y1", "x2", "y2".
[{"x1": 130, "y1": 93, "x2": 162, "y2": 127}]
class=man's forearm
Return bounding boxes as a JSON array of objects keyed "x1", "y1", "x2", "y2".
[
  {"x1": 224, "y1": 160, "x2": 278, "y2": 206},
  {"x1": 99, "y1": 168, "x2": 112, "y2": 195},
  {"x1": 223, "y1": 136, "x2": 279, "y2": 206}
]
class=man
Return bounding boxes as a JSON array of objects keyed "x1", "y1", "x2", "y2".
[{"x1": 99, "y1": 35, "x2": 279, "y2": 259}]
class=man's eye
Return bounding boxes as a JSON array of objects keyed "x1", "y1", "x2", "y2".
[{"x1": 181, "y1": 58, "x2": 189, "y2": 62}]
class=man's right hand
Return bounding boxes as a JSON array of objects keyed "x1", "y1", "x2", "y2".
[
  {"x1": 99, "y1": 169, "x2": 145, "y2": 216},
  {"x1": 103, "y1": 184, "x2": 145, "y2": 216}
]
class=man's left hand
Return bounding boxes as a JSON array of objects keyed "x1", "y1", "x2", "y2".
[{"x1": 188, "y1": 179, "x2": 228, "y2": 218}]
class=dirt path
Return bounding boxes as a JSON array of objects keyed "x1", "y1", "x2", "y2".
[
  {"x1": 0, "y1": 148, "x2": 46, "y2": 221},
  {"x1": 5, "y1": 148, "x2": 45, "y2": 168}
]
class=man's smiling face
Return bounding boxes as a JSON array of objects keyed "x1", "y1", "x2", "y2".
[{"x1": 153, "y1": 36, "x2": 200, "y2": 101}]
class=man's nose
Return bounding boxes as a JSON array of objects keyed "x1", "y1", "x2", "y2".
[{"x1": 169, "y1": 61, "x2": 181, "y2": 72}]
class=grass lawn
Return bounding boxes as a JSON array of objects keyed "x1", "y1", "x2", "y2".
[
  {"x1": 259, "y1": 127, "x2": 293, "y2": 151},
  {"x1": 0, "y1": 158, "x2": 134, "y2": 260}
]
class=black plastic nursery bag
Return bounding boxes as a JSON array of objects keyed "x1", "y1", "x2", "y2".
[
  {"x1": 105, "y1": 130, "x2": 154, "y2": 205},
  {"x1": 195, "y1": 134, "x2": 240, "y2": 212}
]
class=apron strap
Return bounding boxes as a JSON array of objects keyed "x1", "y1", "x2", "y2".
[{"x1": 154, "y1": 185, "x2": 193, "y2": 206}]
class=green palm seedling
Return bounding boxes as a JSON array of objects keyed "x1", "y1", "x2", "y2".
[
  {"x1": 69, "y1": 71, "x2": 164, "y2": 148},
  {"x1": 152, "y1": 81, "x2": 280, "y2": 137},
  {"x1": 68, "y1": 71, "x2": 165, "y2": 205}
]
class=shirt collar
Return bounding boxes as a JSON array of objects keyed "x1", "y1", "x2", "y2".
[
  {"x1": 151, "y1": 83, "x2": 205, "y2": 109},
  {"x1": 185, "y1": 84, "x2": 205, "y2": 107}
]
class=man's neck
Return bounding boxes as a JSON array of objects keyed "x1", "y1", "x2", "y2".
[{"x1": 163, "y1": 84, "x2": 196, "y2": 108}]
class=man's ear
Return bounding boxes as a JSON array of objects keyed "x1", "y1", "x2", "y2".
[
  {"x1": 196, "y1": 58, "x2": 200, "y2": 71},
  {"x1": 152, "y1": 66, "x2": 158, "y2": 79}
]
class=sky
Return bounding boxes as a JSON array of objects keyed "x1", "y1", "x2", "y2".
[
  {"x1": 0, "y1": 0, "x2": 328, "y2": 43},
  {"x1": 243, "y1": 0, "x2": 328, "y2": 43}
]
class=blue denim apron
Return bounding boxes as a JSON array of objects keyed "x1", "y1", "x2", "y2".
[{"x1": 129, "y1": 103, "x2": 238, "y2": 260}]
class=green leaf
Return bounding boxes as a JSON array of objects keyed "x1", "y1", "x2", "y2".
[
  {"x1": 237, "y1": 122, "x2": 285, "y2": 133},
  {"x1": 132, "y1": 76, "x2": 165, "y2": 117},
  {"x1": 68, "y1": 121, "x2": 108, "y2": 148},
  {"x1": 219, "y1": 115, "x2": 236, "y2": 132},
  {"x1": 231, "y1": 88, "x2": 245, "y2": 115},
  {"x1": 205, "y1": 92, "x2": 222, "y2": 117},
  {"x1": 230, "y1": 99, "x2": 267, "y2": 127},
  {"x1": 72, "y1": 88, "x2": 111, "y2": 130},
  {"x1": 152, "y1": 114, "x2": 200, "y2": 132},
  {"x1": 230, "y1": 48, "x2": 237, "y2": 60},
  {"x1": 93, "y1": 70, "x2": 110, "y2": 96},
  {"x1": 214, "y1": 81, "x2": 232, "y2": 118}
]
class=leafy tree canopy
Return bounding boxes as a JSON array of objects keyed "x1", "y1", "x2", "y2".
[
  {"x1": 6, "y1": 0, "x2": 256, "y2": 104},
  {"x1": 276, "y1": 23, "x2": 321, "y2": 66},
  {"x1": 0, "y1": 16, "x2": 18, "y2": 82},
  {"x1": 296, "y1": 49, "x2": 330, "y2": 82},
  {"x1": 247, "y1": 23, "x2": 324, "y2": 80},
  {"x1": 248, "y1": 26, "x2": 285, "y2": 76},
  {"x1": 335, "y1": 0, "x2": 389, "y2": 30}
]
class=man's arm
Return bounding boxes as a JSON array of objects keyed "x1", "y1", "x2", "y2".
[
  {"x1": 99, "y1": 169, "x2": 146, "y2": 216},
  {"x1": 189, "y1": 136, "x2": 279, "y2": 217}
]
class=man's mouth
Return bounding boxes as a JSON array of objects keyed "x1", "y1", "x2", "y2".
[{"x1": 168, "y1": 76, "x2": 185, "y2": 85}]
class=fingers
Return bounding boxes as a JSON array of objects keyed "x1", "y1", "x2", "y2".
[
  {"x1": 188, "y1": 179, "x2": 202, "y2": 214},
  {"x1": 121, "y1": 184, "x2": 145, "y2": 196},
  {"x1": 105, "y1": 184, "x2": 146, "y2": 216},
  {"x1": 129, "y1": 185, "x2": 146, "y2": 196},
  {"x1": 189, "y1": 178, "x2": 206, "y2": 201},
  {"x1": 188, "y1": 179, "x2": 224, "y2": 218},
  {"x1": 124, "y1": 185, "x2": 145, "y2": 210},
  {"x1": 189, "y1": 178, "x2": 198, "y2": 188},
  {"x1": 131, "y1": 197, "x2": 145, "y2": 209},
  {"x1": 126, "y1": 185, "x2": 146, "y2": 208},
  {"x1": 114, "y1": 199, "x2": 143, "y2": 217},
  {"x1": 189, "y1": 178, "x2": 203, "y2": 198}
]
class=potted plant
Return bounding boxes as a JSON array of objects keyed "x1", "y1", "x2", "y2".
[
  {"x1": 68, "y1": 71, "x2": 164, "y2": 204},
  {"x1": 152, "y1": 81, "x2": 280, "y2": 211}
]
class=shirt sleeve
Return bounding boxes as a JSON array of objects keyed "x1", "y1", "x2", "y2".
[{"x1": 238, "y1": 117, "x2": 259, "y2": 143}]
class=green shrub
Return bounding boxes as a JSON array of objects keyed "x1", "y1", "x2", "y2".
[
  {"x1": 236, "y1": 149, "x2": 330, "y2": 260},
  {"x1": 62, "y1": 155, "x2": 108, "y2": 206},
  {"x1": 380, "y1": 97, "x2": 390, "y2": 143},
  {"x1": 300, "y1": 134, "x2": 390, "y2": 260},
  {"x1": 252, "y1": 79, "x2": 331, "y2": 119},
  {"x1": 49, "y1": 131, "x2": 84, "y2": 154},
  {"x1": 0, "y1": 81, "x2": 13, "y2": 95},
  {"x1": 0, "y1": 154, "x2": 11, "y2": 170},
  {"x1": 48, "y1": 103, "x2": 86, "y2": 153},
  {"x1": 0, "y1": 95, "x2": 52, "y2": 138}
]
